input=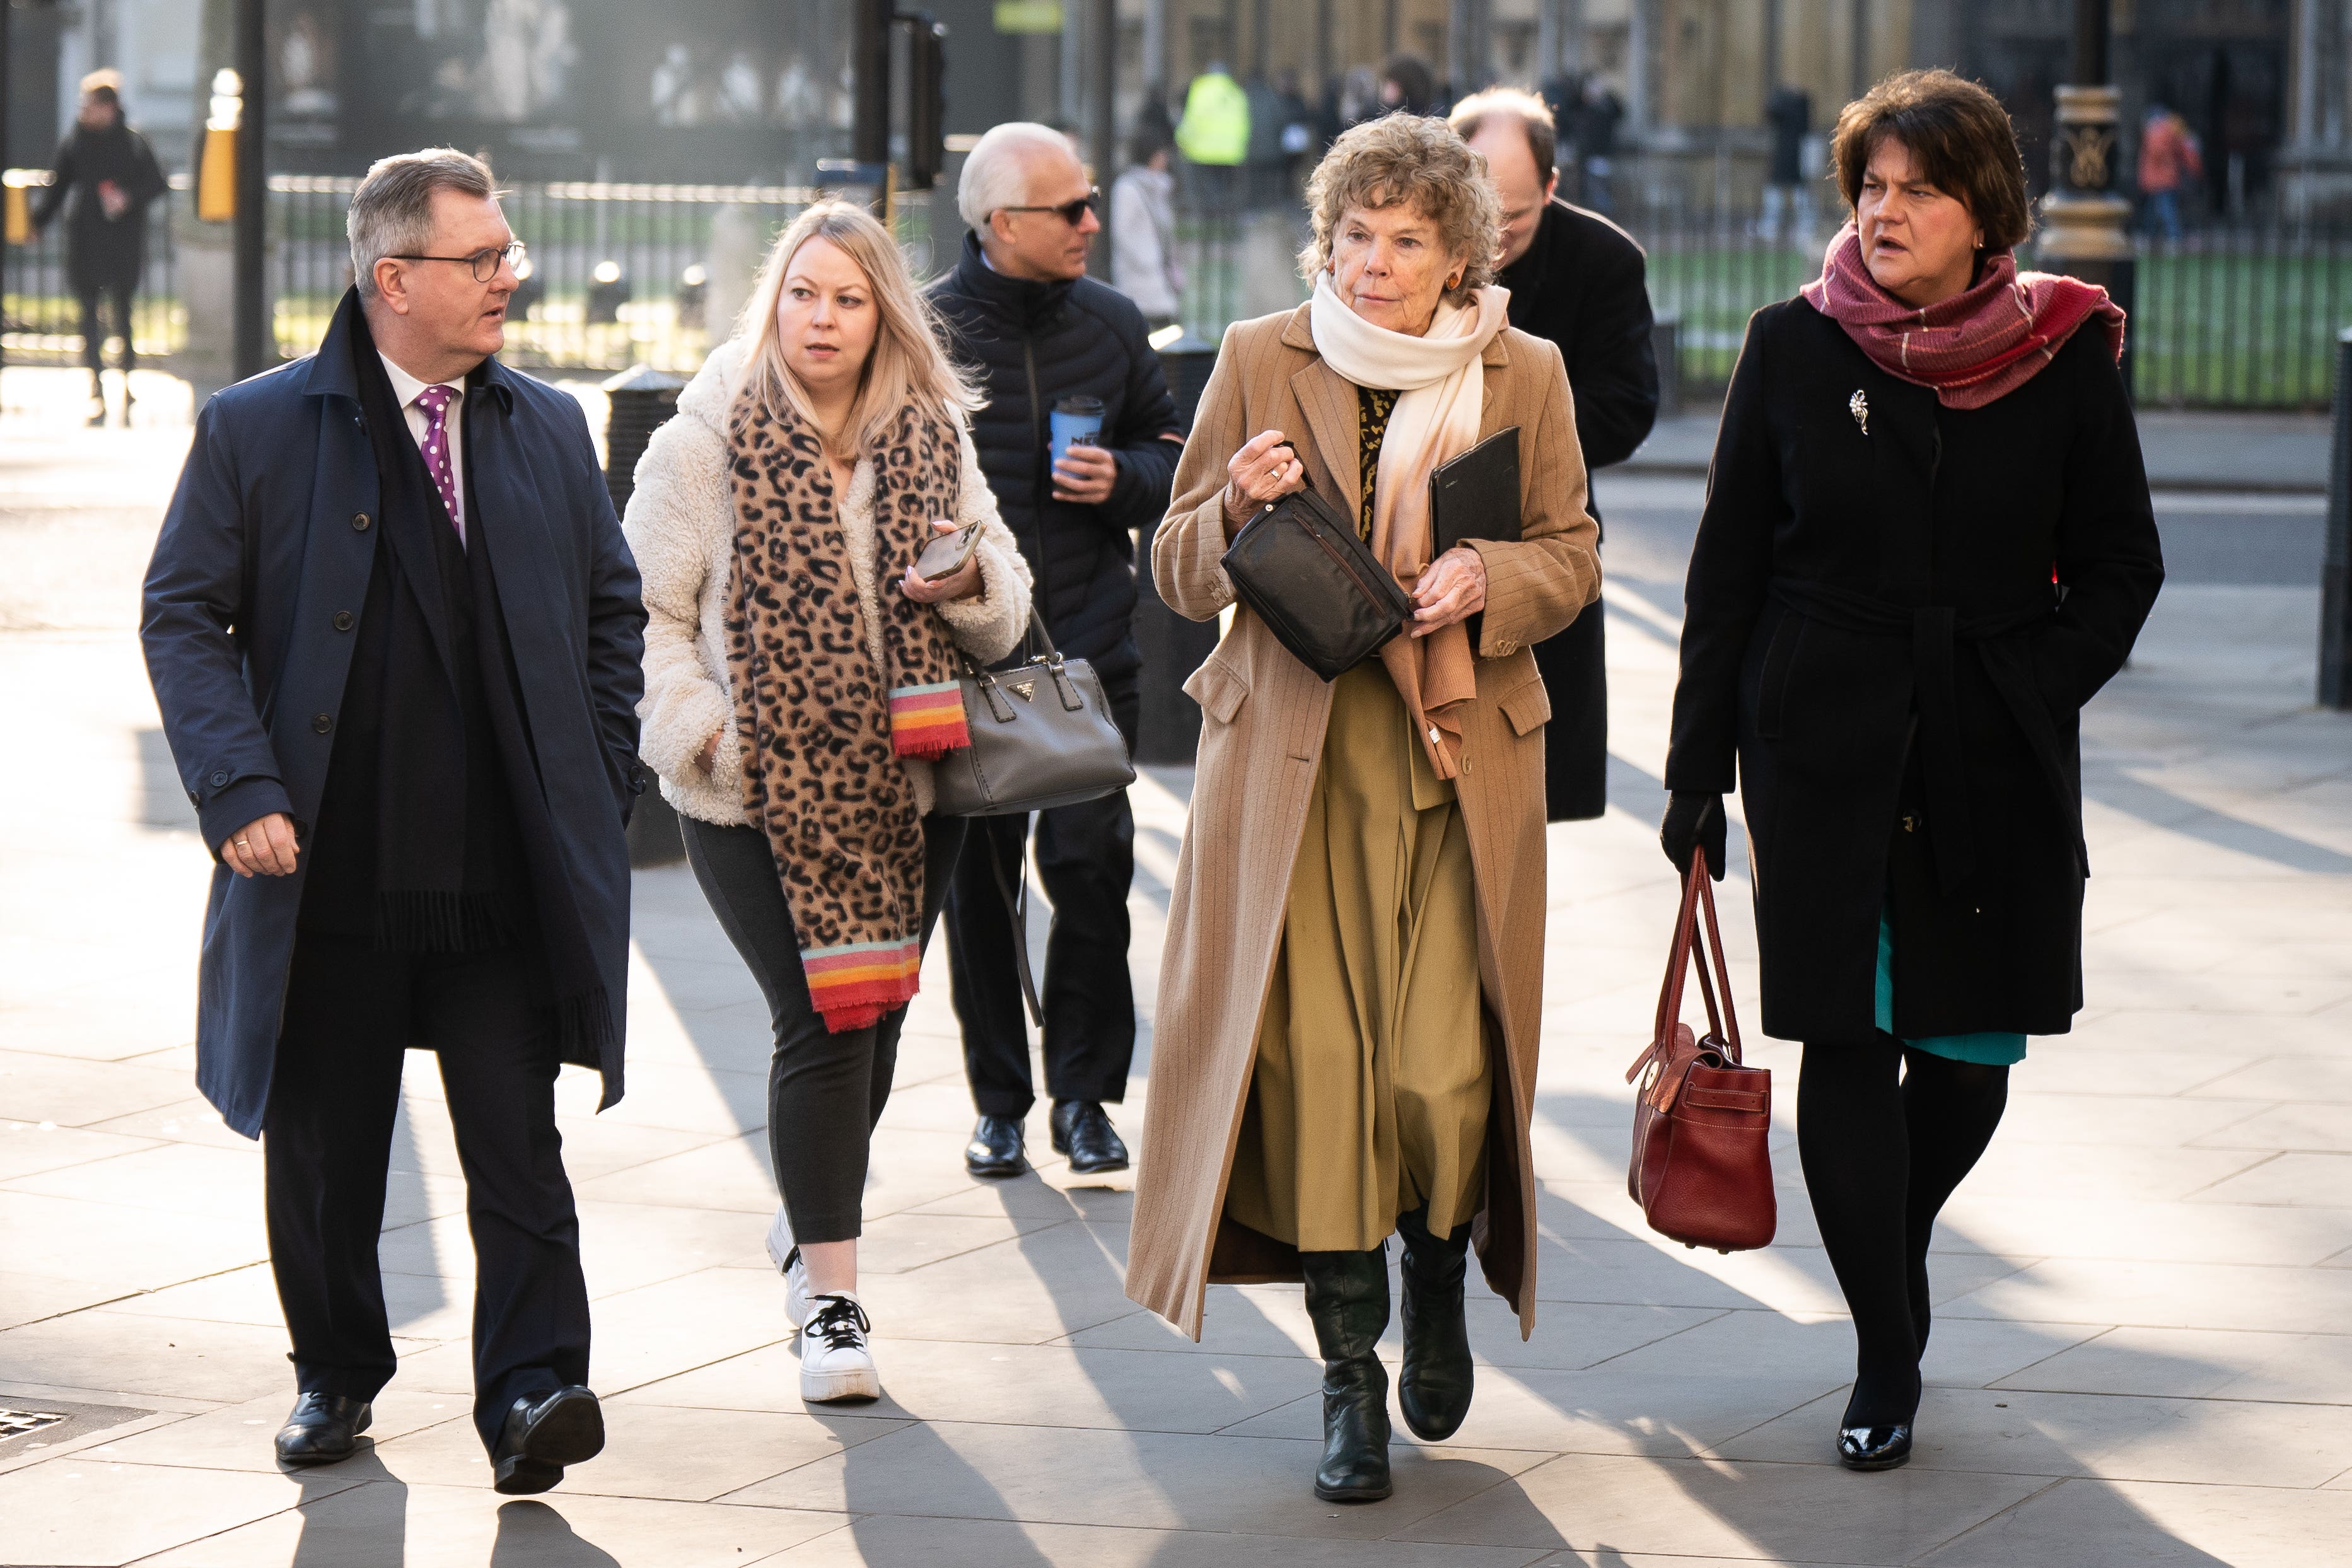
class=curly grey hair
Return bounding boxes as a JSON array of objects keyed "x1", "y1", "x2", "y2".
[{"x1": 1298, "y1": 114, "x2": 1503, "y2": 305}]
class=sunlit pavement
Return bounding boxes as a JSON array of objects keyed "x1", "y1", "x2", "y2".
[{"x1": 4, "y1": 366, "x2": 2351, "y2": 1565}]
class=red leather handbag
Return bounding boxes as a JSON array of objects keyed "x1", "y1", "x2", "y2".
[{"x1": 1624, "y1": 852, "x2": 1777, "y2": 1253}]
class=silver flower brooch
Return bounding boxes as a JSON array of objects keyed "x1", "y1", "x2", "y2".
[{"x1": 1848, "y1": 389, "x2": 1870, "y2": 435}]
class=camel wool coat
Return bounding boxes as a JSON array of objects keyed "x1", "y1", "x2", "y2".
[{"x1": 1127, "y1": 301, "x2": 1601, "y2": 1340}]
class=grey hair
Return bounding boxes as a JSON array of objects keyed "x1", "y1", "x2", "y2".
[
  {"x1": 955, "y1": 122, "x2": 1080, "y2": 231},
  {"x1": 348, "y1": 148, "x2": 499, "y2": 299}
]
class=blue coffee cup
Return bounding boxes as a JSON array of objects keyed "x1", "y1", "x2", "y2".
[{"x1": 1049, "y1": 395, "x2": 1105, "y2": 473}]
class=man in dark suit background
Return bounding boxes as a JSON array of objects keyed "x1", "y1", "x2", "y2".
[
  {"x1": 141, "y1": 148, "x2": 645, "y2": 1492},
  {"x1": 1453, "y1": 88, "x2": 1661, "y2": 823}
]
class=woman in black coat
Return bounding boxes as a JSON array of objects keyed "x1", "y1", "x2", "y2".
[
  {"x1": 32, "y1": 73, "x2": 166, "y2": 425},
  {"x1": 1662, "y1": 70, "x2": 2163, "y2": 1471}
]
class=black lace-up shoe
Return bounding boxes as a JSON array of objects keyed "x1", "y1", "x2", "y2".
[
  {"x1": 274, "y1": 1392, "x2": 371, "y2": 1466},
  {"x1": 965, "y1": 1114, "x2": 1028, "y2": 1176},
  {"x1": 1051, "y1": 1100, "x2": 1129, "y2": 1174},
  {"x1": 491, "y1": 1385, "x2": 605, "y2": 1495}
]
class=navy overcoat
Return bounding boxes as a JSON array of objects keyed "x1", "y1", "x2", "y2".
[{"x1": 141, "y1": 307, "x2": 646, "y2": 1138}]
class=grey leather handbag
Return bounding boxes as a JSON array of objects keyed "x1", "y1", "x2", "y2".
[{"x1": 930, "y1": 610, "x2": 1136, "y2": 818}]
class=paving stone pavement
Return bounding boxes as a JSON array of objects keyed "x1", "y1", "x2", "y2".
[{"x1": 3, "y1": 366, "x2": 2351, "y2": 1564}]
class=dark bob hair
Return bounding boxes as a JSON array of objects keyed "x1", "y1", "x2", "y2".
[{"x1": 1831, "y1": 69, "x2": 2032, "y2": 252}]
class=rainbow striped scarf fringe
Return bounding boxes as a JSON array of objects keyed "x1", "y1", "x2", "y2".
[
  {"x1": 888, "y1": 679, "x2": 970, "y2": 759},
  {"x1": 801, "y1": 936, "x2": 926, "y2": 1032}
]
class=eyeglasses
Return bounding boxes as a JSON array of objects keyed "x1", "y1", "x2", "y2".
[
  {"x1": 387, "y1": 241, "x2": 529, "y2": 282},
  {"x1": 994, "y1": 190, "x2": 1101, "y2": 226}
]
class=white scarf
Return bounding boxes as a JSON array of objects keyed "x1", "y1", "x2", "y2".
[{"x1": 1307, "y1": 273, "x2": 1511, "y2": 779}]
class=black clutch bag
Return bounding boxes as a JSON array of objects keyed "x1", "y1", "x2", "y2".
[
  {"x1": 1430, "y1": 426, "x2": 1522, "y2": 555},
  {"x1": 1220, "y1": 486, "x2": 1412, "y2": 681}
]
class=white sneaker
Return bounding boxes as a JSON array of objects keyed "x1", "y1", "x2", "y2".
[
  {"x1": 799, "y1": 1292, "x2": 880, "y2": 1403},
  {"x1": 765, "y1": 1205, "x2": 811, "y2": 1330}
]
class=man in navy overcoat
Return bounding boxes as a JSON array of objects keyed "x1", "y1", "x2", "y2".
[{"x1": 141, "y1": 149, "x2": 644, "y2": 1492}]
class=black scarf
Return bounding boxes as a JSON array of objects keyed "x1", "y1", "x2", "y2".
[{"x1": 337, "y1": 289, "x2": 614, "y2": 1060}]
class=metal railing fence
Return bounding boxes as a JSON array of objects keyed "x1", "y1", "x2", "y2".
[
  {"x1": 270, "y1": 175, "x2": 824, "y2": 374},
  {"x1": 1, "y1": 170, "x2": 185, "y2": 369}
]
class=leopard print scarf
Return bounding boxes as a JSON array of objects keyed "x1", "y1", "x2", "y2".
[{"x1": 725, "y1": 384, "x2": 970, "y2": 1032}]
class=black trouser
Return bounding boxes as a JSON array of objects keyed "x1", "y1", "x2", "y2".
[
  {"x1": 683, "y1": 814, "x2": 966, "y2": 1243},
  {"x1": 77, "y1": 277, "x2": 136, "y2": 379},
  {"x1": 943, "y1": 673, "x2": 1140, "y2": 1120},
  {"x1": 264, "y1": 934, "x2": 588, "y2": 1451}
]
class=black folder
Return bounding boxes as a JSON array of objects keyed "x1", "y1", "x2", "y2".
[{"x1": 1430, "y1": 426, "x2": 1522, "y2": 555}]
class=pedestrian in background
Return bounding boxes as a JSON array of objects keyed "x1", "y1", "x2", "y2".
[
  {"x1": 626, "y1": 200, "x2": 1033, "y2": 1405},
  {"x1": 1665, "y1": 69, "x2": 2162, "y2": 1473},
  {"x1": 929, "y1": 123, "x2": 1184, "y2": 1182},
  {"x1": 2138, "y1": 104, "x2": 2202, "y2": 241},
  {"x1": 1575, "y1": 75, "x2": 1625, "y2": 211},
  {"x1": 142, "y1": 148, "x2": 645, "y2": 1493},
  {"x1": 1128, "y1": 113, "x2": 1599, "y2": 1503},
  {"x1": 33, "y1": 70, "x2": 166, "y2": 427},
  {"x1": 1762, "y1": 85, "x2": 1816, "y2": 241},
  {"x1": 1453, "y1": 86, "x2": 1659, "y2": 823},
  {"x1": 1110, "y1": 130, "x2": 1184, "y2": 329}
]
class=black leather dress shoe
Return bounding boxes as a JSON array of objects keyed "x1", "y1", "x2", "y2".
[
  {"x1": 274, "y1": 1392, "x2": 371, "y2": 1466},
  {"x1": 1051, "y1": 1100, "x2": 1129, "y2": 1174},
  {"x1": 965, "y1": 1115, "x2": 1028, "y2": 1177},
  {"x1": 1837, "y1": 1423, "x2": 1914, "y2": 1471},
  {"x1": 491, "y1": 1386, "x2": 605, "y2": 1495}
]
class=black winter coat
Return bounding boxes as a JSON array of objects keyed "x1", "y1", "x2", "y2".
[
  {"x1": 927, "y1": 233, "x2": 1182, "y2": 680},
  {"x1": 33, "y1": 120, "x2": 166, "y2": 293},
  {"x1": 1498, "y1": 198, "x2": 1659, "y2": 820},
  {"x1": 1667, "y1": 298, "x2": 2162, "y2": 1043},
  {"x1": 141, "y1": 311, "x2": 646, "y2": 1137}
]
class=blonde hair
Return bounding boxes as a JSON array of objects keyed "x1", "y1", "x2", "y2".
[
  {"x1": 733, "y1": 201, "x2": 983, "y2": 456},
  {"x1": 1297, "y1": 115, "x2": 1502, "y2": 306}
]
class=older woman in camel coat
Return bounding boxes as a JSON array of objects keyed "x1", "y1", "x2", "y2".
[{"x1": 1127, "y1": 114, "x2": 1599, "y2": 1505}]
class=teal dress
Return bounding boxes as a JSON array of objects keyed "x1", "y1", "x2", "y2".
[{"x1": 1874, "y1": 912, "x2": 2028, "y2": 1065}]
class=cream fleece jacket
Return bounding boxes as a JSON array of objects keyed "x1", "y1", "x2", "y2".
[{"x1": 622, "y1": 338, "x2": 1034, "y2": 825}]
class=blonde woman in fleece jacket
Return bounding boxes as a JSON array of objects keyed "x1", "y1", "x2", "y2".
[{"x1": 623, "y1": 200, "x2": 1031, "y2": 1405}]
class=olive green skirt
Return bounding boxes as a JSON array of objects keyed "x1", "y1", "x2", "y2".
[{"x1": 1223, "y1": 662, "x2": 1492, "y2": 1253}]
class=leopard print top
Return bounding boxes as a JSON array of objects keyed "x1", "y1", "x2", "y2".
[{"x1": 1356, "y1": 384, "x2": 1400, "y2": 540}]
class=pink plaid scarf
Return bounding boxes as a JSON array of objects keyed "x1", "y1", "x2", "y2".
[{"x1": 1799, "y1": 223, "x2": 2126, "y2": 410}]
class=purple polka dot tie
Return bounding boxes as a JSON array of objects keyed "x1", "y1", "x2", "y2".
[{"x1": 414, "y1": 384, "x2": 462, "y2": 542}]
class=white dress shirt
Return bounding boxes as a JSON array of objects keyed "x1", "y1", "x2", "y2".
[{"x1": 378, "y1": 352, "x2": 468, "y2": 540}]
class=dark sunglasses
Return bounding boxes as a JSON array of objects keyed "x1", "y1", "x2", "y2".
[{"x1": 996, "y1": 189, "x2": 1102, "y2": 226}]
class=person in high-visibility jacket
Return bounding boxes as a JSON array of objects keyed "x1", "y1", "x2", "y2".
[{"x1": 1176, "y1": 65, "x2": 1249, "y2": 167}]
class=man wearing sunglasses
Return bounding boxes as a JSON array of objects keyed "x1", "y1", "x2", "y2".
[
  {"x1": 142, "y1": 148, "x2": 645, "y2": 1492},
  {"x1": 928, "y1": 122, "x2": 1184, "y2": 1183}
]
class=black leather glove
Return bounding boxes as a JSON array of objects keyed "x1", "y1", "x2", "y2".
[{"x1": 1659, "y1": 791, "x2": 1726, "y2": 881}]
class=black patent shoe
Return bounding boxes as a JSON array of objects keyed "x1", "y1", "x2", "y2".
[
  {"x1": 1050, "y1": 1100, "x2": 1130, "y2": 1174},
  {"x1": 491, "y1": 1385, "x2": 605, "y2": 1495},
  {"x1": 1301, "y1": 1248, "x2": 1394, "y2": 1502},
  {"x1": 1395, "y1": 1207, "x2": 1474, "y2": 1441},
  {"x1": 1837, "y1": 1423, "x2": 1914, "y2": 1470},
  {"x1": 274, "y1": 1392, "x2": 372, "y2": 1466},
  {"x1": 964, "y1": 1115, "x2": 1028, "y2": 1177}
]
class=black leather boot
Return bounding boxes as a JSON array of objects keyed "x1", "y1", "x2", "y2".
[
  {"x1": 1395, "y1": 1205, "x2": 1474, "y2": 1441},
  {"x1": 1300, "y1": 1246, "x2": 1392, "y2": 1502}
]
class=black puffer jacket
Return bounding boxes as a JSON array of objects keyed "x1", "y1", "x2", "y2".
[{"x1": 928, "y1": 233, "x2": 1182, "y2": 680}]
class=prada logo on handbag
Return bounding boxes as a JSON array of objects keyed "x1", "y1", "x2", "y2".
[{"x1": 1008, "y1": 679, "x2": 1037, "y2": 702}]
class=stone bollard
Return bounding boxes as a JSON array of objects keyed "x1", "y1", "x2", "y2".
[
  {"x1": 604, "y1": 364, "x2": 690, "y2": 865},
  {"x1": 1651, "y1": 312, "x2": 1682, "y2": 420}
]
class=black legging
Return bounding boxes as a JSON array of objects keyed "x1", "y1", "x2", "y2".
[
  {"x1": 683, "y1": 813, "x2": 966, "y2": 1243},
  {"x1": 1797, "y1": 1035, "x2": 2009, "y2": 1427},
  {"x1": 78, "y1": 278, "x2": 136, "y2": 378}
]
